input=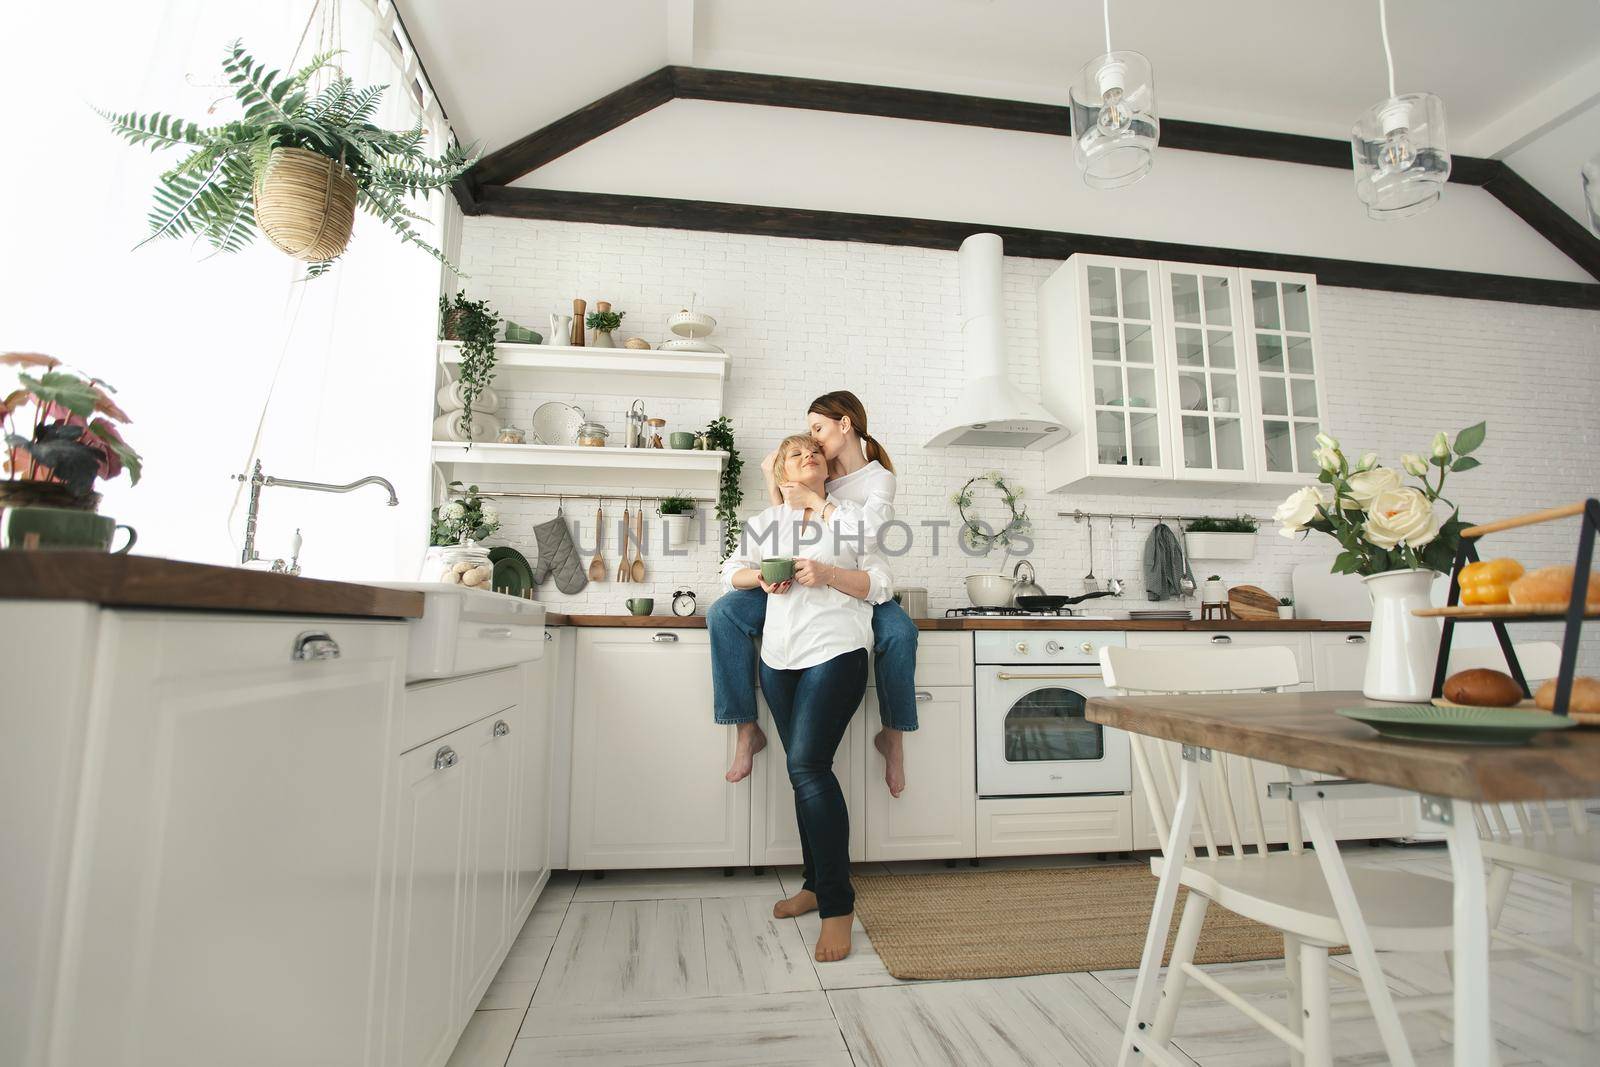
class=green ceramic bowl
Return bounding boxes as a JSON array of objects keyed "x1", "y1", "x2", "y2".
[
  {"x1": 669, "y1": 432, "x2": 696, "y2": 449},
  {"x1": 1337, "y1": 703, "x2": 1578, "y2": 745}
]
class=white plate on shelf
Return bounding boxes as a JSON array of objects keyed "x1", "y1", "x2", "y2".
[
  {"x1": 531, "y1": 402, "x2": 584, "y2": 447},
  {"x1": 657, "y1": 338, "x2": 725, "y2": 354}
]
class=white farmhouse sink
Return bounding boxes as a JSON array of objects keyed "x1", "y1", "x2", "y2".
[{"x1": 373, "y1": 582, "x2": 545, "y2": 681}]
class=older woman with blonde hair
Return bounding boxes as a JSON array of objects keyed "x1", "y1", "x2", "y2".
[{"x1": 720, "y1": 433, "x2": 891, "y2": 962}]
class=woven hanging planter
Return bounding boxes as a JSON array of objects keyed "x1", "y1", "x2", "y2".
[{"x1": 252, "y1": 147, "x2": 359, "y2": 262}]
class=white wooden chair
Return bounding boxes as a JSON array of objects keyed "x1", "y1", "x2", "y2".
[
  {"x1": 1101, "y1": 644, "x2": 1460, "y2": 1067},
  {"x1": 1454, "y1": 640, "x2": 1600, "y2": 1032}
]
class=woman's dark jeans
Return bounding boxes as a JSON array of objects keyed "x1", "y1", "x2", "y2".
[
  {"x1": 710, "y1": 587, "x2": 918, "y2": 729},
  {"x1": 758, "y1": 647, "x2": 869, "y2": 919}
]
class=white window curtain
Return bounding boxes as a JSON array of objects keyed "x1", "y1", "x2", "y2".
[{"x1": 0, "y1": 0, "x2": 454, "y2": 579}]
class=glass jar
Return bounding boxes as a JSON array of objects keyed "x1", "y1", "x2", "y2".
[
  {"x1": 496, "y1": 425, "x2": 526, "y2": 444},
  {"x1": 576, "y1": 420, "x2": 609, "y2": 447},
  {"x1": 420, "y1": 540, "x2": 493, "y2": 586}
]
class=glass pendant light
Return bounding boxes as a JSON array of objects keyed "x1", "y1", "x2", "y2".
[
  {"x1": 1070, "y1": 0, "x2": 1158, "y2": 189},
  {"x1": 1351, "y1": 0, "x2": 1450, "y2": 219},
  {"x1": 1583, "y1": 152, "x2": 1600, "y2": 236}
]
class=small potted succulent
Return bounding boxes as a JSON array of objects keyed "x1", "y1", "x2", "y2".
[
  {"x1": 657, "y1": 492, "x2": 697, "y2": 543},
  {"x1": 585, "y1": 303, "x2": 625, "y2": 348},
  {"x1": 1278, "y1": 595, "x2": 1295, "y2": 620},
  {"x1": 1201, "y1": 574, "x2": 1227, "y2": 604},
  {"x1": 2, "y1": 353, "x2": 142, "y2": 551},
  {"x1": 1185, "y1": 515, "x2": 1259, "y2": 560}
]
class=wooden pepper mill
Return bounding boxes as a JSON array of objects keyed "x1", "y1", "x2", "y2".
[{"x1": 571, "y1": 298, "x2": 585, "y2": 346}]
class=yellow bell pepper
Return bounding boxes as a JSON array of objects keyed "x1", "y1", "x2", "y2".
[{"x1": 1458, "y1": 557, "x2": 1524, "y2": 605}]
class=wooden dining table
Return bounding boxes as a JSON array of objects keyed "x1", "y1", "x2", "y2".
[{"x1": 1086, "y1": 690, "x2": 1600, "y2": 1067}]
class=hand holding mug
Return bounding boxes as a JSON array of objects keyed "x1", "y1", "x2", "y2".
[
  {"x1": 793, "y1": 558, "x2": 831, "y2": 588},
  {"x1": 759, "y1": 577, "x2": 792, "y2": 595}
]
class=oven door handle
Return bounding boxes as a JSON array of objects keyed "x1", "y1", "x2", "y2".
[{"x1": 994, "y1": 671, "x2": 1105, "y2": 681}]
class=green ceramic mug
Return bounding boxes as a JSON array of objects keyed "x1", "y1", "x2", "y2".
[
  {"x1": 0, "y1": 506, "x2": 137, "y2": 553},
  {"x1": 626, "y1": 597, "x2": 654, "y2": 616},
  {"x1": 760, "y1": 557, "x2": 795, "y2": 583}
]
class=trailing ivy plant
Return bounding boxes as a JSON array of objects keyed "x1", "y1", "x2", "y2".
[
  {"x1": 99, "y1": 40, "x2": 474, "y2": 277},
  {"x1": 703, "y1": 415, "x2": 742, "y2": 560},
  {"x1": 439, "y1": 293, "x2": 500, "y2": 442}
]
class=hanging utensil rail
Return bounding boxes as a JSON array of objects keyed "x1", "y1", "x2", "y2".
[
  {"x1": 1058, "y1": 508, "x2": 1271, "y2": 527},
  {"x1": 446, "y1": 488, "x2": 715, "y2": 504}
]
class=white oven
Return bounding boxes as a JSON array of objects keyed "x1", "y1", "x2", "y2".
[{"x1": 975, "y1": 631, "x2": 1131, "y2": 798}]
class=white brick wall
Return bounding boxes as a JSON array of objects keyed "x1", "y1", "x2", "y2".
[{"x1": 457, "y1": 218, "x2": 1599, "y2": 668}]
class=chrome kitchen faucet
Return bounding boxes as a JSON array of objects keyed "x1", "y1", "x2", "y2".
[{"x1": 234, "y1": 458, "x2": 398, "y2": 573}]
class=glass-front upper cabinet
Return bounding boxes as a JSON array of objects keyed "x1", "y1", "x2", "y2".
[
  {"x1": 1158, "y1": 264, "x2": 1256, "y2": 483},
  {"x1": 1039, "y1": 255, "x2": 1173, "y2": 485},
  {"x1": 1240, "y1": 270, "x2": 1326, "y2": 483}
]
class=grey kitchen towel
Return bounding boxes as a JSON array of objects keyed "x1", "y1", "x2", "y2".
[
  {"x1": 1143, "y1": 522, "x2": 1192, "y2": 601},
  {"x1": 531, "y1": 514, "x2": 588, "y2": 594}
]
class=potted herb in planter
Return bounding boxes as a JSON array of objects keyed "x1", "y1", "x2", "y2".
[
  {"x1": 585, "y1": 304, "x2": 625, "y2": 348},
  {"x1": 102, "y1": 42, "x2": 474, "y2": 276},
  {"x1": 1201, "y1": 574, "x2": 1228, "y2": 604},
  {"x1": 1278, "y1": 595, "x2": 1295, "y2": 620},
  {"x1": 1185, "y1": 515, "x2": 1259, "y2": 560},
  {"x1": 657, "y1": 493, "x2": 697, "y2": 543},
  {"x1": 439, "y1": 293, "x2": 501, "y2": 442},
  {"x1": 1, "y1": 353, "x2": 142, "y2": 552}
]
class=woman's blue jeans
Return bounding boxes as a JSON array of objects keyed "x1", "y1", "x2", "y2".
[
  {"x1": 759, "y1": 648, "x2": 868, "y2": 919},
  {"x1": 708, "y1": 588, "x2": 919, "y2": 730}
]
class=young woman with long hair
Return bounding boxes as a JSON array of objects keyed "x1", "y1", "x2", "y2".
[
  {"x1": 720, "y1": 434, "x2": 891, "y2": 961},
  {"x1": 708, "y1": 391, "x2": 920, "y2": 796}
]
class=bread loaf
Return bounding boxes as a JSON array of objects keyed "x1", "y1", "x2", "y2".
[
  {"x1": 1534, "y1": 676, "x2": 1600, "y2": 715},
  {"x1": 1508, "y1": 565, "x2": 1600, "y2": 607},
  {"x1": 1442, "y1": 668, "x2": 1524, "y2": 707}
]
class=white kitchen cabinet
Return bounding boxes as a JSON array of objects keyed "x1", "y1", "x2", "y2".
[
  {"x1": 388, "y1": 723, "x2": 473, "y2": 1067},
  {"x1": 977, "y1": 795, "x2": 1133, "y2": 856},
  {"x1": 1311, "y1": 631, "x2": 1370, "y2": 690},
  {"x1": 461, "y1": 708, "x2": 519, "y2": 1013},
  {"x1": 864, "y1": 687, "x2": 977, "y2": 861},
  {"x1": 750, "y1": 693, "x2": 868, "y2": 866},
  {"x1": 1241, "y1": 269, "x2": 1328, "y2": 485},
  {"x1": 569, "y1": 629, "x2": 749, "y2": 869},
  {"x1": 511, "y1": 654, "x2": 553, "y2": 924},
  {"x1": 545, "y1": 627, "x2": 576, "y2": 870},
  {"x1": 1040, "y1": 254, "x2": 1325, "y2": 496},
  {"x1": 46, "y1": 612, "x2": 407, "y2": 1067}
]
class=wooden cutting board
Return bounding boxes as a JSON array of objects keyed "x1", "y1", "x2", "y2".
[{"x1": 1228, "y1": 584, "x2": 1280, "y2": 620}]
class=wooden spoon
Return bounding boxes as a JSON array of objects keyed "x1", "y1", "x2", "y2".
[
  {"x1": 631, "y1": 501, "x2": 646, "y2": 582},
  {"x1": 587, "y1": 502, "x2": 606, "y2": 581},
  {"x1": 617, "y1": 502, "x2": 630, "y2": 582}
]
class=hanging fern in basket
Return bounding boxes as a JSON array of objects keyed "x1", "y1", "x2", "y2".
[{"x1": 99, "y1": 40, "x2": 476, "y2": 277}]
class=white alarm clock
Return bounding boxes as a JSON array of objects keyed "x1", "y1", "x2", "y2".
[{"x1": 671, "y1": 589, "x2": 697, "y2": 616}]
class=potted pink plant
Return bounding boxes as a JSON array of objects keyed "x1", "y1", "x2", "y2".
[{"x1": 2, "y1": 353, "x2": 142, "y2": 551}]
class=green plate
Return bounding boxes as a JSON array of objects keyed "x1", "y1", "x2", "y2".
[
  {"x1": 487, "y1": 546, "x2": 535, "y2": 597},
  {"x1": 1337, "y1": 704, "x2": 1578, "y2": 745}
]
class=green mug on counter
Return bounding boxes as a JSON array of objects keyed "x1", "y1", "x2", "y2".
[
  {"x1": 760, "y1": 557, "x2": 795, "y2": 583},
  {"x1": 1, "y1": 506, "x2": 137, "y2": 553},
  {"x1": 626, "y1": 597, "x2": 654, "y2": 616}
]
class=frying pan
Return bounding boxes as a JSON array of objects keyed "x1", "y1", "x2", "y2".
[{"x1": 1014, "y1": 590, "x2": 1115, "y2": 611}]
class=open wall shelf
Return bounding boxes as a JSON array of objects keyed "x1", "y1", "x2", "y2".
[
  {"x1": 431, "y1": 442, "x2": 728, "y2": 492},
  {"x1": 439, "y1": 341, "x2": 730, "y2": 402}
]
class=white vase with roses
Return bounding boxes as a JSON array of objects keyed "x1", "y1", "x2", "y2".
[{"x1": 1274, "y1": 423, "x2": 1484, "y2": 701}]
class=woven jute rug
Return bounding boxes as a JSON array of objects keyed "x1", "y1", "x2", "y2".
[{"x1": 852, "y1": 864, "x2": 1343, "y2": 981}]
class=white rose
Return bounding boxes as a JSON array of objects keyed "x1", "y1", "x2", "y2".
[
  {"x1": 1363, "y1": 487, "x2": 1443, "y2": 550},
  {"x1": 1401, "y1": 453, "x2": 1429, "y2": 477},
  {"x1": 1431, "y1": 431, "x2": 1450, "y2": 459},
  {"x1": 1313, "y1": 447, "x2": 1339, "y2": 472},
  {"x1": 1342, "y1": 466, "x2": 1401, "y2": 510},
  {"x1": 444, "y1": 502, "x2": 466, "y2": 520},
  {"x1": 1315, "y1": 432, "x2": 1339, "y2": 451},
  {"x1": 1356, "y1": 451, "x2": 1378, "y2": 471},
  {"x1": 1274, "y1": 485, "x2": 1328, "y2": 538}
]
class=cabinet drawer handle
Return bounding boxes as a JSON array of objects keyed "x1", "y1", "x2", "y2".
[
  {"x1": 433, "y1": 746, "x2": 459, "y2": 771},
  {"x1": 493, "y1": 719, "x2": 511, "y2": 737},
  {"x1": 1345, "y1": 634, "x2": 1366, "y2": 644},
  {"x1": 292, "y1": 630, "x2": 341, "y2": 661},
  {"x1": 480, "y1": 626, "x2": 514, "y2": 639},
  {"x1": 1211, "y1": 635, "x2": 1233, "y2": 644},
  {"x1": 915, "y1": 691, "x2": 933, "y2": 702},
  {"x1": 544, "y1": 631, "x2": 553, "y2": 642},
  {"x1": 652, "y1": 632, "x2": 680, "y2": 643}
]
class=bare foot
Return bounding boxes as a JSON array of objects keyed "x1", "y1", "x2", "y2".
[
  {"x1": 874, "y1": 729, "x2": 906, "y2": 798},
  {"x1": 814, "y1": 914, "x2": 853, "y2": 962},
  {"x1": 725, "y1": 722, "x2": 767, "y2": 783},
  {"x1": 773, "y1": 889, "x2": 818, "y2": 919}
]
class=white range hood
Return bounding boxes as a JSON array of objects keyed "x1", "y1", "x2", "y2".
[{"x1": 925, "y1": 232, "x2": 1067, "y2": 450}]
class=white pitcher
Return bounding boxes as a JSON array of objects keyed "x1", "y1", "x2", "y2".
[{"x1": 1361, "y1": 568, "x2": 1441, "y2": 702}]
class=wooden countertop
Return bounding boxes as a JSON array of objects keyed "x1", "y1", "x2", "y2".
[
  {"x1": 1087, "y1": 690, "x2": 1600, "y2": 803},
  {"x1": 545, "y1": 612, "x2": 1368, "y2": 632},
  {"x1": 0, "y1": 552, "x2": 425, "y2": 619}
]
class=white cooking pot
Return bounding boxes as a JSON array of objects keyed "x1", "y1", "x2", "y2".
[{"x1": 965, "y1": 573, "x2": 1016, "y2": 608}]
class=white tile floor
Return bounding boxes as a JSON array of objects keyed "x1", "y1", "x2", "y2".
[{"x1": 445, "y1": 847, "x2": 1600, "y2": 1067}]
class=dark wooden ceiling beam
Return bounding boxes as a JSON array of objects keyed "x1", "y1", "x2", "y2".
[
  {"x1": 476, "y1": 186, "x2": 1600, "y2": 310},
  {"x1": 1480, "y1": 164, "x2": 1600, "y2": 282}
]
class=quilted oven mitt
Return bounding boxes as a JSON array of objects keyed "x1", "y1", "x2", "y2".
[{"x1": 531, "y1": 514, "x2": 588, "y2": 594}]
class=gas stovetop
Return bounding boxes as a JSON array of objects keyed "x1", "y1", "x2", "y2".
[{"x1": 946, "y1": 606, "x2": 1112, "y2": 619}]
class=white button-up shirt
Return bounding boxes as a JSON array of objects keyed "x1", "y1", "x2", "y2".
[{"x1": 721, "y1": 503, "x2": 894, "y2": 671}]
